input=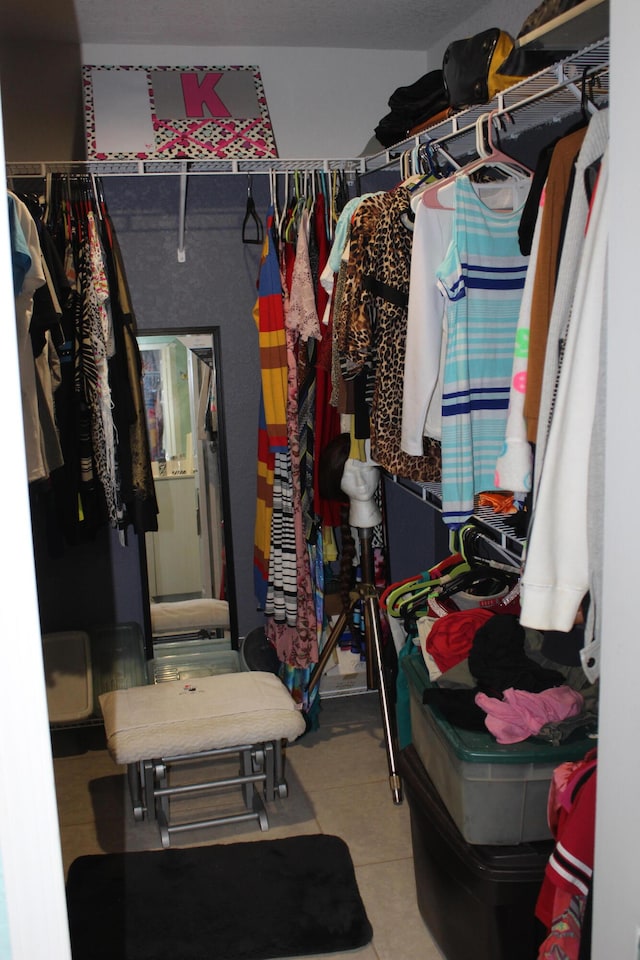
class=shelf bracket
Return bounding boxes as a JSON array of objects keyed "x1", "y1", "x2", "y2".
[{"x1": 177, "y1": 166, "x2": 188, "y2": 263}]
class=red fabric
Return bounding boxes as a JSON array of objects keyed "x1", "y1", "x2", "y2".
[
  {"x1": 536, "y1": 766, "x2": 597, "y2": 930},
  {"x1": 425, "y1": 608, "x2": 495, "y2": 673},
  {"x1": 546, "y1": 749, "x2": 598, "y2": 837}
]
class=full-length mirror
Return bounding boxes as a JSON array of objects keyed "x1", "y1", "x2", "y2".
[{"x1": 137, "y1": 329, "x2": 238, "y2": 649}]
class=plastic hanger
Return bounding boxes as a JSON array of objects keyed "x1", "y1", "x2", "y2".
[
  {"x1": 421, "y1": 112, "x2": 531, "y2": 211},
  {"x1": 460, "y1": 111, "x2": 532, "y2": 182},
  {"x1": 407, "y1": 140, "x2": 456, "y2": 200},
  {"x1": 420, "y1": 137, "x2": 466, "y2": 210},
  {"x1": 382, "y1": 552, "x2": 469, "y2": 619},
  {"x1": 242, "y1": 176, "x2": 264, "y2": 245}
]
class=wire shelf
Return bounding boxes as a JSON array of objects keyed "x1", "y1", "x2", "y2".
[
  {"x1": 389, "y1": 477, "x2": 526, "y2": 565},
  {"x1": 5, "y1": 38, "x2": 608, "y2": 182}
]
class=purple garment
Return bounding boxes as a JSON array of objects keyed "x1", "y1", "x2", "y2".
[{"x1": 475, "y1": 686, "x2": 584, "y2": 744}]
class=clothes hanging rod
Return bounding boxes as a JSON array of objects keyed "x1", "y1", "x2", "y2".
[{"x1": 5, "y1": 157, "x2": 367, "y2": 178}]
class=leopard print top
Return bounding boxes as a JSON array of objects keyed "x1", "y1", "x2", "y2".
[
  {"x1": 333, "y1": 192, "x2": 388, "y2": 385},
  {"x1": 365, "y1": 185, "x2": 441, "y2": 482},
  {"x1": 333, "y1": 186, "x2": 441, "y2": 482}
]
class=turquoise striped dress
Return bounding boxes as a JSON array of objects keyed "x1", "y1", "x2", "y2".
[{"x1": 436, "y1": 176, "x2": 529, "y2": 527}]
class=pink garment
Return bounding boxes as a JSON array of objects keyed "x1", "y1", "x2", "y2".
[
  {"x1": 267, "y1": 280, "x2": 318, "y2": 669},
  {"x1": 475, "y1": 686, "x2": 584, "y2": 744}
]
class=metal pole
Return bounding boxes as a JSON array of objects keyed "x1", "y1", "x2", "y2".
[
  {"x1": 307, "y1": 525, "x2": 403, "y2": 804},
  {"x1": 358, "y1": 528, "x2": 403, "y2": 804}
]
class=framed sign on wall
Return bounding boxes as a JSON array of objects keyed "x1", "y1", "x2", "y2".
[{"x1": 83, "y1": 65, "x2": 278, "y2": 160}]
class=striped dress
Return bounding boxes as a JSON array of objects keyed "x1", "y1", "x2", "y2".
[
  {"x1": 253, "y1": 208, "x2": 289, "y2": 609},
  {"x1": 436, "y1": 176, "x2": 529, "y2": 527}
]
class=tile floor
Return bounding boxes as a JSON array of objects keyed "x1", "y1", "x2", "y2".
[{"x1": 52, "y1": 689, "x2": 444, "y2": 960}]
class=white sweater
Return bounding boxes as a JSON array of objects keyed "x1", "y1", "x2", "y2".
[{"x1": 519, "y1": 147, "x2": 608, "y2": 633}]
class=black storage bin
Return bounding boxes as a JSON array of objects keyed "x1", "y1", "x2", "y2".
[{"x1": 399, "y1": 745, "x2": 551, "y2": 960}]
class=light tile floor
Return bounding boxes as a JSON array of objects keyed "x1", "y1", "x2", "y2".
[{"x1": 53, "y1": 691, "x2": 444, "y2": 960}]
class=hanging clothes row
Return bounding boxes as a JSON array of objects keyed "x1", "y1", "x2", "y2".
[
  {"x1": 325, "y1": 104, "x2": 608, "y2": 646},
  {"x1": 7, "y1": 175, "x2": 158, "y2": 550},
  {"x1": 252, "y1": 102, "x2": 608, "y2": 710},
  {"x1": 401, "y1": 108, "x2": 609, "y2": 541},
  {"x1": 253, "y1": 170, "x2": 393, "y2": 715}
]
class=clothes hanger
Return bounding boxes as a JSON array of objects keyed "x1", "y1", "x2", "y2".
[
  {"x1": 580, "y1": 66, "x2": 601, "y2": 121},
  {"x1": 458, "y1": 521, "x2": 522, "y2": 571},
  {"x1": 242, "y1": 175, "x2": 264, "y2": 245},
  {"x1": 90, "y1": 174, "x2": 103, "y2": 221},
  {"x1": 388, "y1": 522, "x2": 518, "y2": 622},
  {"x1": 460, "y1": 110, "x2": 532, "y2": 182},
  {"x1": 420, "y1": 112, "x2": 531, "y2": 211},
  {"x1": 407, "y1": 140, "x2": 453, "y2": 198},
  {"x1": 420, "y1": 138, "x2": 465, "y2": 210},
  {"x1": 275, "y1": 172, "x2": 289, "y2": 240},
  {"x1": 382, "y1": 552, "x2": 470, "y2": 619},
  {"x1": 396, "y1": 549, "x2": 520, "y2": 623}
]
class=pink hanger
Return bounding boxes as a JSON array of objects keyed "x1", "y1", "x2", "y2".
[{"x1": 459, "y1": 110, "x2": 532, "y2": 180}]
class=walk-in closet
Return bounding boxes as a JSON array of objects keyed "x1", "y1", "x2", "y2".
[{"x1": 0, "y1": 1, "x2": 637, "y2": 958}]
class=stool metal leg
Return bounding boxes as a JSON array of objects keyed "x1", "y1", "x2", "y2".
[
  {"x1": 142, "y1": 759, "x2": 157, "y2": 822},
  {"x1": 240, "y1": 748, "x2": 254, "y2": 808},
  {"x1": 128, "y1": 763, "x2": 145, "y2": 821},
  {"x1": 133, "y1": 742, "x2": 290, "y2": 846},
  {"x1": 273, "y1": 739, "x2": 289, "y2": 799},
  {"x1": 263, "y1": 741, "x2": 275, "y2": 800}
]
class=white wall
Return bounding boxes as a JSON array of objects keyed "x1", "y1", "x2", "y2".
[
  {"x1": 0, "y1": 89, "x2": 72, "y2": 958},
  {"x1": 82, "y1": 43, "x2": 428, "y2": 158},
  {"x1": 425, "y1": 0, "x2": 534, "y2": 64},
  {"x1": 591, "y1": 3, "x2": 640, "y2": 955}
]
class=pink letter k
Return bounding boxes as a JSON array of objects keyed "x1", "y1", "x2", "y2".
[{"x1": 181, "y1": 73, "x2": 231, "y2": 118}]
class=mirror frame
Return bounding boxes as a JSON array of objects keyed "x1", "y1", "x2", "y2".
[{"x1": 136, "y1": 326, "x2": 239, "y2": 653}]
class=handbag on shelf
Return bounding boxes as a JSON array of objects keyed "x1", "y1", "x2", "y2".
[
  {"x1": 442, "y1": 28, "x2": 525, "y2": 110},
  {"x1": 374, "y1": 69, "x2": 449, "y2": 148}
]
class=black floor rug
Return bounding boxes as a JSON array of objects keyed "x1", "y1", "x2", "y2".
[{"x1": 66, "y1": 834, "x2": 373, "y2": 960}]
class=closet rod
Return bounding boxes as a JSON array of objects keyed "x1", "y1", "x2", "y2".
[{"x1": 5, "y1": 157, "x2": 366, "y2": 179}]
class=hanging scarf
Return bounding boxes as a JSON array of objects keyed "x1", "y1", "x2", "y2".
[{"x1": 253, "y1": 207, "x2": 289, "y2": 608}]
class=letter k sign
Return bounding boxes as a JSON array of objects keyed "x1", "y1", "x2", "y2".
[{"x1": 180, "y1": 73, "x2": 231, "y2": 118}]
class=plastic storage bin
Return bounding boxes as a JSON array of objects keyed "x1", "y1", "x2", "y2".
[
  {"x1": 402, "y1": 649, "x2": 594, "y2": 844},
  {"x1": 42, "y1": 631, "x2": 93, "y2": 723},
  {"x1": 148, "y1": 635, "x2": 240, "y2": 683},
  {"x1": 400, "y1": 744, "x2": 550, "y2": 960},
  {"x1": 89, "y1": 622, "x2": 148, "y2": 705}
]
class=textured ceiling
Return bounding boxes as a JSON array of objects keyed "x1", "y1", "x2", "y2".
[{"x1": 4, "y1": 0, "x2": 488, "y2": 50}]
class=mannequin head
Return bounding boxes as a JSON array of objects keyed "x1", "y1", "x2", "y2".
[
  {"x1": 318, "y1": 433, "x2": 382, "y2": 528},
  {"x1": 340, "y1": 459, "x2": 382, "y2": 528},
  {"x1": 317, "y1": 432, "x2": 382, "y2": 616}
]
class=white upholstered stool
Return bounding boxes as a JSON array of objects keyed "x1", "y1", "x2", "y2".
[
  {"x1": 99, "y1": 671, "x2": 306, "y2": 847},
  {"x1": 150, "y1": 598, "x2": 230, "y2": 638}
]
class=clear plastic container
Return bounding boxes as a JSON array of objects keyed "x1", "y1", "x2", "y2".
[
  {"x1": 89, "y1": 621, "x2": 148, "y2": 704},
  {"x1": 42, "y1": 631, "x2": 93, "y2": 722},
  {"x1": 147, "y1": 648, "x2": 241, "y2": 683},
  {"x1": 402, "y1": 651, "x2": 594, "y2": 844}
]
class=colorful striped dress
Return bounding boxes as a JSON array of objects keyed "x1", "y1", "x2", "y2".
[
  {"x1": 436, "y1": 176, "x2": 529, "y2": 527},
  {"x1": 253, "y1": 208, "x2": 289, "y2": 608}
]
